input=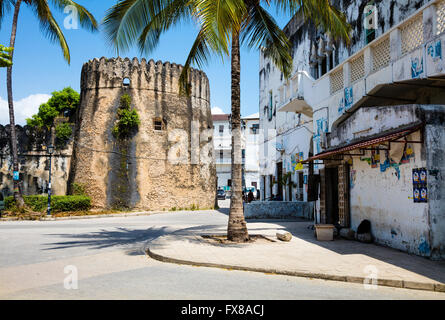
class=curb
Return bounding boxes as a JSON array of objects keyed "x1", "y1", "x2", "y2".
[
  {"x1": 145, "y1": 247, "x2": 445, "y2": 293},
  {"x1": 0, "y1": 211, "x2": 166, "y2": 222},
  {"x1": 0, "y1": 209, "x2": 220, "y2": 222}
]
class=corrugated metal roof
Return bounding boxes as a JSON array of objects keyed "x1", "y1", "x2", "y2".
[{"x1": 304, "y1": 122, "x2": 424, "y2": 162}]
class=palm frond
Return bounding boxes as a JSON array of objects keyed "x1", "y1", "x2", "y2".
[
  {"x1": 103, "y1": 0, "x2": 192, "y2": 54},
  {"x1": 50, "y1": 0, "x2": 98, "y2": 32},
  {"x1": 179, "y1": 27, "x2": 223, "y2": 96},
  {"x1": 0, "y1": 0, "x2": 15, "y2": 29},
  {"x1": 31, "y1": 0, "x2": 70, "y2": 63},
  {"x1": 242, "y1": 4, "x2": 292, "y2": 78},
  {"x1": 294, "y1": 0, "x2": 351, "y2": 42},
  {"x1": 137, "y1": 0, "x2": 192, "y2": 55},
  {"x1": 191, "y1": 0, "x2": 246, "y2": 53}
]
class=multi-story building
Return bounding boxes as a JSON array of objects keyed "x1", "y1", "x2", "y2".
[
  {"x1": 213, "y1": 113, "x2": 260, "y2": 195},
  {"x1": 259, "y1": 0, "x2": 445, "y2": 259}
]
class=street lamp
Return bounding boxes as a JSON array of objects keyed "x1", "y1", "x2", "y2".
[{"x1": 47, "y1": 144, "x2": 54, "y2": 216}]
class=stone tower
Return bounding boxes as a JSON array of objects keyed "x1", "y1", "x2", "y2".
[{"x1": 68, "y1": 57, "x2": 216, "y2": 210}]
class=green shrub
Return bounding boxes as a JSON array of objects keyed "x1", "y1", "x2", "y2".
[
  {"x1": 55, "y1": 122, "x2": 73, "y2": 144},
  {"x1": 71, "y1": 182, "x2": 86, "y2": 196},
  {"x1": 5, "y1": 195, "x2": 91, "y2": 213},
  {"x1": 112, "y1": 94, "x2": 140, "y2": 139}
]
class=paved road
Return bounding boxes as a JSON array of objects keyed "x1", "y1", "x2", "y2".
[{"x1": 0, "y1": 203, "x2": 444, "y2": 300}]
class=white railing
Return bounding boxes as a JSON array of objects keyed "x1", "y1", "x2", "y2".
[
  {"x1": 283, "y1": 0, "x2": 445, "y2": 114},
  {"x1": 438, "y1": 0, "x2": 445, "y2": 34},
  {"x1": 330, "y1": 67, "x2": 344, "y2": 94},
  {"x1": 401, "y1": 13, "x2": 424, "y2": 55},
  {"x1": 371, "y1": 35, "x2": 390, "y2": 72}
]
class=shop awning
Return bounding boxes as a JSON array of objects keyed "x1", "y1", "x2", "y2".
[{"x1": 304, "y1": 122, "x2": 424, "y2": 163}]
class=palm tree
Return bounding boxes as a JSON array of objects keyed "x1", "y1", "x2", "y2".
[
  {"x1": 103, "y1": 0, "x2": 350, "y2": 242},
  {"x1": 0, "y1": 0, "x2": 98, "y2": 207}
]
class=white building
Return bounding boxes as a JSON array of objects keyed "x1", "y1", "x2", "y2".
[
  {"x1": 212, "y1": 113, "x2": 261, "y2": 195},
  {"x1": 259, "y1": 0, "x2": 445, "y2": 259}
]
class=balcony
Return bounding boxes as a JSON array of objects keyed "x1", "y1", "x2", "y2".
[
  {"x1": 276, "y1": 71, "x2": 315, "y2": 117},
  {"x1": 278, "y1": 0, "x2": 445, "y2": 132}
]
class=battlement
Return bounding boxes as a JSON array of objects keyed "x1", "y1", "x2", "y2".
[{"x1": 80, "y1": 57, "x2": 210, "y2": 101}]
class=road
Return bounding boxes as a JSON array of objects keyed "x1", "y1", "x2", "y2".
[{"x1": 0, "y1": 200, "x2": 444, "y2": 300}]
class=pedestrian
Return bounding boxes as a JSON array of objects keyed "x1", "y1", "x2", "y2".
[{"x1": 248, "y1": 190, "x2": 254, "y2": 203}]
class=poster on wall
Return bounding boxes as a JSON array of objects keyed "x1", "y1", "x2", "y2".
[{"x1": 413, "y1": 168, "x2": 428, "y2": 203}]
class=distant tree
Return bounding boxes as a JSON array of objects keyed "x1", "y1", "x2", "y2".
[
  {"x1": 27, "y1": 87, "x2": 80, "y2": 129},
  {"x1": 0, "y1": 0, "x2": 97, "y2": 207},
  {"x1": 0, "y1": 44, "x2": 13, "y2": 67}
]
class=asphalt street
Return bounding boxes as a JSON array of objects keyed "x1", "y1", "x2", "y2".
[{"x1": 0, "y1": 200, "x2": 444, "y2": 300}]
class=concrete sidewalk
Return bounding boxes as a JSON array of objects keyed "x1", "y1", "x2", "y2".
[{"x1": 145, "y1": 219, "x2": 445, "y2": 293}]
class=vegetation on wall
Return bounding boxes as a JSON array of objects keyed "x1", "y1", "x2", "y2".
[
  {"x1": 70, "y1": 182, "x2": 87, "y2": 196},
  {"x1": 112, "y1": 94, "x2": 140, "y2": 139}
]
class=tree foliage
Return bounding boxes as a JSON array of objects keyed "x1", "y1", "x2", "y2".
[
  {"x1": 103, "y1": 0, "x2": 351, "y2": 94},
  {"x1": 0, "y1": 44, "x2": 13, "y2": 67},
  {"x1": 26, "y1": 87, "x2": 80, "y2": 129}
]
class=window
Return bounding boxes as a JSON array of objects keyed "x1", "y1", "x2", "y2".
[
  {"x1": 242, "y1": 149, "x2": 246, "y2": 159},
  {"x1": 123, "y1": 78, "x2": 130, "y2": 87},
  {"x1": 268, "y1": 91, "x2": 274, "y2": 121},
  {"x1": 219, "y1": 150, "x2": 224, "y2": 160},
  {"x1": 153, "y1": 118, "x2": 165, "y2": 131},
  {"x1": 228, "y1": 179, "x2": 232, "y2": 187},
  {"x1": 219, "y1": 125, "x2": 224, "y2": 134},
  {"x1": 251, "y1": 124, "x2": 259, "y2": 134}
]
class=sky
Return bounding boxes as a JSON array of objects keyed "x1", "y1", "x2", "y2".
[{"x1": 0, "y1": 0, "x2": 292, "y2": 125}]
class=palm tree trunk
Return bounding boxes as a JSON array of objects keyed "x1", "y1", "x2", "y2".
[
  {"x1": 227, "y1": 28, "x2": 249, "y2": 242},
  {"x1": 7, "y1": 0, "x2": 25, "y2": 207}
]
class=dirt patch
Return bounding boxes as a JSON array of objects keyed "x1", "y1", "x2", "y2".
[{"x1": 201, "y1": 234, "x2": 276, "y2": 245}]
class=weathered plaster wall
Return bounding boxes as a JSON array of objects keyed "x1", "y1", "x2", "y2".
[
  {"x1": 69, "y1": 58, "x2": 216, "y2": 210},
  {"x1": 423, "y1": 106, "x2": 445, "y2": 259},
  {"x1": 331, "y1": 104, "x2": 445, "y2": 258},
  {"x1": 244, "y1": 201, "x2": 314, "y2": 220},
  {"x1": 333, "y1": 0, "x2": 429, "y2": 62},
  {"x1": 350, "y1": 131, "x2": 429, "y2": 256},
  {"x1": 0, "y1": 125, "x2": 72, "y2": 197}
]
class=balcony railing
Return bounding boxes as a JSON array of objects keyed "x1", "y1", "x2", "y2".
[{"x1": 276, "y1": 0, "x2": 445, "y2": 126}]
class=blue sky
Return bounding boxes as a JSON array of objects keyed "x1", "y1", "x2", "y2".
[{"x1": 0, "y1": 1, "x2": 292, "y2": 124}]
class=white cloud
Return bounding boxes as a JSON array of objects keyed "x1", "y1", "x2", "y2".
[
  {"x1": 0, "y1": 94, "x2": 51, "y2": 126},
  {"x1": 211, "y1": 106, "x2": 225, "y2": 115}
]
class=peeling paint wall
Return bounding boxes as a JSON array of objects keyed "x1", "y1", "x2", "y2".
[
  {"x1": 329, "y1": 104, "x2": 445, "y2": 258},
  {"x1": 350, "y1": 131, "x2": 430, "y2": 256},
  {"x1": 423, "y1": 106, "x2": 445, "y2": 259}
]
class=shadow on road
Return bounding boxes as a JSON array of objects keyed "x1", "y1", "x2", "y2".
[{"x1": 42, "y1": 224, "x2": 228, "y2": 256}]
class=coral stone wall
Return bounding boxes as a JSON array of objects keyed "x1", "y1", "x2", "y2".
[
  {"x1": 0, "y1": 125, "x2": 72, "y2": 197},
  {"x1": 68, "y1": 58, "x2": 216, "y2": 210}
]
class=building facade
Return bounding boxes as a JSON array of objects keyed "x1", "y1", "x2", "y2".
[
  {"x1": 259, "y1": 0, "x2": 445, "y2": 259},
  {"x1": 213, "y1": 113, "x2": 260, "y2": 194}
]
